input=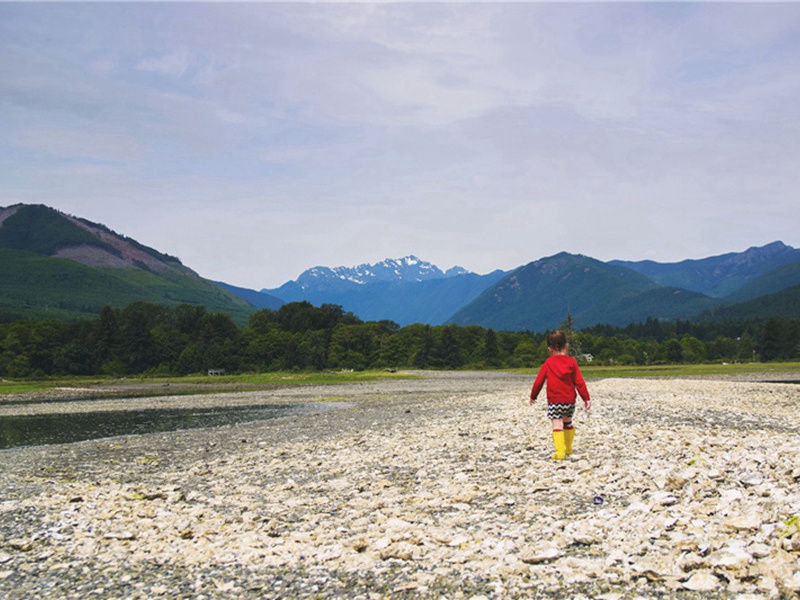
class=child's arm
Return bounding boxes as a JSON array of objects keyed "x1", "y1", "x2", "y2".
[
  {"x1": 574, "y1": 364, "x2": 591, "y2": 410},
  {"x1": 529, "y1": 364, "x2": 547, "y2": 404}
]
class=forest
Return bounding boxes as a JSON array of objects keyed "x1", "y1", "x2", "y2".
[{"x1": 0, "y1": 301, "x2": 798, "y2": 378}]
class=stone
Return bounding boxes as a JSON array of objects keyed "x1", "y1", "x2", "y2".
[
  {"x1": 784, "y1": 571, "x2": 800, "y2": 592},
  {"x1": 2, "y1": 374, "x2": 800, "y2": 599},
  {"x1": 710, "y1": 545, "x2": 752, "y2": 571},
  {"x1": 520, "y1": 545, "x2": 563, "y2": 564},
  {"x1": 739, "y1": 473, "x2": 764, "y2": 487},
  {"x1": 724, "y1": 514, "x2": 762, "y2": 531},
  {"x1": 682, "y1": 571, "x2": 720, "y2": 591},
  {"x1": 103, "y1": 530, "x2": 136, "y2": 541}
]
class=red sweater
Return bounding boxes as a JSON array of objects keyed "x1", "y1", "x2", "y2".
[{"x1": 530, "y1": 354, "x2": 590, "y2": 405}]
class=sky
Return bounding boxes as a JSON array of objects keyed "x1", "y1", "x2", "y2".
[{"x1": 2, "y1": 1, "x2": 800, "y2": 290}]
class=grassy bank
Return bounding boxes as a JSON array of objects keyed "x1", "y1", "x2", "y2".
[
  {"x1": 3, "y1": 362, "x2": 799, "y2": 398},
  {"x1": 578, "y1": 361, "x2": 800, "y2": 379},
  {"x1": 0, "y1": 370, "x2": 415, "y2": 397}
]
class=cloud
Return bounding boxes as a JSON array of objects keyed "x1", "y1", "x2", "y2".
[
  {"x1": 1, "y1": 2, "x2": 799, "y2": 288},
  {"x1": 137, "y1": 47, "x2": 192, "y2": 77},
  {"x1": 17, "y1": 126, "x2": 141, "y2": 165}
]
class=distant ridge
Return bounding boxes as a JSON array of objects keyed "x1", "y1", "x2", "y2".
[
  {"x1": 215, "y1": 281, "x2": 283, "y2": 311},
  {"x1": 3, "y1": 203, "x2": 798, "y2": 329},
  {"x1": 0, "y1": 203, "x2": 255, "y2": 322},
  {"x1": 274, "y1": 255, "x2": 470, "y2": 293},
  {"x1": 448, "y1": 252, "x2": 670, "y2": 331},
  {"x1": 448, "y1": 243, "x2": 799, "y2": 331},
  {"x1": 246, "y1": 242, "x2": 800, "y2": 329},
  {"x1": 609, "y1": 241, "x2": 800, "y2": 297},
  {"x1": 0, "y1": 204, "x2": 184, "y2": 274},
  {"x1": 723, "y1": 261, "x2": 800, "y2": 304},
  {"x1": 263, "y1": 256, "x2": 503, "y2": 326}
]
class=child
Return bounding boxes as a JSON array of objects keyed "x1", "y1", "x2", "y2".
[{"x1": 529, "y1": 330, "x2": 591, "y2": 460}]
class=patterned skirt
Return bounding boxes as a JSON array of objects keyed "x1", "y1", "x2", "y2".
[{"x1": 547, "y1": 403, "x2": 576, "y2": 420}]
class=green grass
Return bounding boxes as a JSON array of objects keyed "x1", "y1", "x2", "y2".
[
  {"x1": 4, "y1": 363, "x2": 799, "y2": 398},
  {"x1": 151, "y1": 370, "x2": 417, "y2": 386},
  {"x1": 0, "y1": 381, "x2": 56, "y2": 394},
  {"x1": 579, "y1": 361, "x2": 800, "y2": 379},
  {"x1": 509, "y1": 361, "x2": 800, "y2": 379},
  {"x1": 0, "y1": 370, "x2": 416, "y2": 397}
]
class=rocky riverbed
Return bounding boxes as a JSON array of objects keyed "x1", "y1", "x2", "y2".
[{"x1": 0, "y1": 372, "x2": 798, "y2": 599}]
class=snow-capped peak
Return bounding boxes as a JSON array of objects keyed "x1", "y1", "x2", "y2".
[{"x1": 294, "y1": 256, "x2": 472, "y2": 288}]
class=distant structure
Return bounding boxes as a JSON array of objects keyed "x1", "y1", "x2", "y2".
[{"x1": 207, "y1": 368, "x2": 227, "y2": 376}]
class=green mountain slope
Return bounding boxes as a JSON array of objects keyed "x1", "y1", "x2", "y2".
[
  {"x1": 448, "y1": 253, "x2": 663, "y2": 331},
  {"x1": 609, "y1": 241, "x2": 800, "y2": 297},
  {"x1": 696, "y1": 285, "x2": 800, "y2": 322},
  {"x1": 0, "y1": 248, "x2": 255, "y2": 322},
  {"x1": 604, "y1": 286, "x2": 720, "y2": 324},
  {"x1": 0, "y1": 204, "x2": 106, "y2": 254},
  {"x1": 723, "y1": 262, "x2": 800, "y2": 304},
  {"x1": 0, "y1": 205, "x2": 256, "y2": 323},
  {"x1": 215, "y1": 281, "x2": 284, "y2": 311}
]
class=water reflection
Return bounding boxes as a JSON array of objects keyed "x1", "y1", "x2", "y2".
[{"x1": 0, "y1": 402, "x2": 346, "y2": 450}]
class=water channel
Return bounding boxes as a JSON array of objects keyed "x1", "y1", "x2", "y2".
[{"x1": 0, "y1": 402, "x2": 347, "y2": 450}]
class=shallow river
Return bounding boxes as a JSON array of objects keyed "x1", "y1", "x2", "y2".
[{"x1": 0, "y1": 402, "x2": 347, "y2": 449}]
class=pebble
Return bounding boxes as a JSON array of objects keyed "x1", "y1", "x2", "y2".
[{"x1": 0, "y1": 372, "x2": 798, "y2": 598}]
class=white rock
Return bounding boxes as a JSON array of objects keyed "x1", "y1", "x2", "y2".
[
  {"x1": 103, "y1": 530, "x2": 135, "y2": 540},
  {"x1": 626, "y1": 501, "x2": 651, "y2": 514},
  {"x1": 379, "y1": 541, "x2": 417, "y2": 561},
  {"x1": 724, "y1": 513, "x2": 762, "y2": 531},
  {"x1": 448, "y1": 534, "x2": 471, "y2": 548},
  {"x1": 683, "y1": 571, "x2": 720, "y2": 591},
  {"x1": 520, "y1": 545, "x2": 562, "y2": 564},
  {"x1": 651, "y1": 491, "x2": 679, "y2": 506},
  {"x1": 748, "y1": 542, "x2": 772, "y2": 558},
  {"x1": 783, "y1": 571, "x2": 800, "y2": 592},
  {"x1": 739, "y1": 473, "x2": 765, "y2": 486},
  {"x1": 710, "y1": 545, "x2": 752, "y2": 571}
]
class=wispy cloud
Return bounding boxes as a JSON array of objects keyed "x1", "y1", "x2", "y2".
[
  {"x1": 137, "y1": 47, "x2": 192, "y2": 77},
  {"x1": 1, "y1": 2, "x2": 799, "y2": 288}
]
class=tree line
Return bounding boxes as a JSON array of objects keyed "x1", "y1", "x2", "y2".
[{"x1": 1, "y1": 301, "x2": 798, "y2": 378}]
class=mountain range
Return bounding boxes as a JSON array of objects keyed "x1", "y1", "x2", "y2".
[
  {"x1": 609, "y1": 241, "x2": 800, "y2": 298},
  {"x1": 260, "y1": 256, "x2": 506, "y2": 325},
  {"x1": 2, "y1": 203, "x2": 799, "y2": 331},
  {"x1": 258, "y1": 243, "x2": 800, "y2": 330}
]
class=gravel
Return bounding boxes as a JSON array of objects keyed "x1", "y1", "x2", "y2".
[{"x1": 1, "y1": 371, "x2": 798, "y2": 599}]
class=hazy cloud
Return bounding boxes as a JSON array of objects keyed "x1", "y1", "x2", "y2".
[{"x1": 1, "y1": 2, "x2": 799, "y2": 288}]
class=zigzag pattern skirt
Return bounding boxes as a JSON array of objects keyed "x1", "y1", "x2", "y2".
[{"x1": 547, "y1": 403, "x2": 576, "y2": 420}]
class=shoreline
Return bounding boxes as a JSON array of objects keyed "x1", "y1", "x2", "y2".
[{"x1": 1, "y1": 372, "x2": 798, "y2": 598}]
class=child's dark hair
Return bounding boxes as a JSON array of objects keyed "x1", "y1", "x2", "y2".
[{"x1": 547, "y1": 330, "x2": 567, "y2": 350}]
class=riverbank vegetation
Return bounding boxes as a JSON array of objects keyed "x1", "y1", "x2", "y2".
[{"x1": 1, "y1": 300, "x2": 799, "y2": 379}]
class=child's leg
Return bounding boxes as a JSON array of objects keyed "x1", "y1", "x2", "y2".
[
  {"x1": 563, "y1": 417, "x2": 575, "y2": 456},
  {"x1": 551, "y1": 418, "x2": 566, "y2": 460}
]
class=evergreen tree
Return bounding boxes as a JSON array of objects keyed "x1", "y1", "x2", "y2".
[
  {"x1": 760, "y1": 319, "x2": 781, "y2": 361},
  {"x1": 434, "y1": 325, "x2": 462, "y2": 369},
  {"x1": 482, "y1": 328, "x2": 501, "y2": 367},
  {"x1": 560, "y1": 310, "x2": 581, "y2": 356},
  {"x1": 412, "y1": 325, "x2": 434, "y2": 369}
]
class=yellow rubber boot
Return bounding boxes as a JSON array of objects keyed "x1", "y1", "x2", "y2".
[
  {"x1": 552, "y1": 430, "x2": 566, "y2": 460},
  {"x1": 564, "y1": 426, "x2": 575, "y2": 456}
]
